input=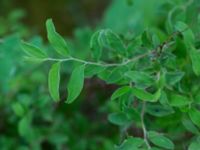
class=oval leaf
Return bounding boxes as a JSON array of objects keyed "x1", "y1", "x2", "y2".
[
  {"x1": 189, "y1": 108, "x2": 200, "y2": 128},
  {"x1": 46, "y1": 19, "x2": 69, "y2": 56},
  {"x1": 48, "y1": 62, "x2": 61, "y2": 102},
  {"x1": 21, "y1": 41, "x2": 47, "y2": 58},
  {"x1": 132, "y1": 87, "x2": 161, "y2": 102},
  {"x1": 111, "y1": 86, "x2": 132, "y2": 100},
  {"x1": 66, "y1": 65, "x2": 85, "y2": 104},
  {"x1": 148, "y1": 131, "x2": 174, "y2": 149}
]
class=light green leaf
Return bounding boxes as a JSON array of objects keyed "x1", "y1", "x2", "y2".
[
  {"x1": 66, "y1": 65, "x2": 85, "y2": 104},
  {"x1": 168, "y1": 93, "x2": 191, "y2": 107},
  {"x1": 189, "y1": 46, "x2": 200, "y2": 76},
  {"x1": 111, "y1": 86, "x2": 132, "y2": 100},
  {"x1": 148, "y1": 131, "x2": 174, "y2": 150},
  {"x1": 48, "y1": 62, "x2": 61, "y2": 102},
  {"x1": 131, "y1": 88, "x2": 161, "y2": 102},
  {"x1": 46, "y1": 19, "x2": 69, "y2": 56},
  {"x1": 189, "y1": 108, "x2": 200, "y2": 128},
  {"x1": 21, "y1": 41, "x2": 47, "y2": 58}
]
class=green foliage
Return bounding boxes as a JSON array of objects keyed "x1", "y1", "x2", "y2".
[{"x1": 2, "y1": 0, "x2": 200, "y2": 149}]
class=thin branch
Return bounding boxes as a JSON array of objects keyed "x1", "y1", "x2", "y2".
[
  {"x1": 41, "y1": 27, "x2": 188, "y2": 67},
  {"x1": 141, "y1": 102, "x2": 151, "y2": 149}
]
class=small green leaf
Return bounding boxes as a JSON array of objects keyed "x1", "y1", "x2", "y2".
[
  {"x1": 46, "y1": 19, "x2": 69, "y2": 56},
  {"x1": 188, "y1": 137, "x2": 200, "y2": 150},
  {"x1": 182, "y1": 116, "x2": 200, "y2": 134},
  {"x1": 84, "y1": 64, "x2": 106, "y2": 77},
  {"x1": 148, "y1": 131, "x2": 174, "y2": 149},
  {"x1": 90, "y1": 29, "x2": 126, "y2": 60},
  {"x1": 131, "y1": 88, "x2": 161, "y2": 102},
  {"x1": 48, "y1": 62, "x2": 61, "y2": 102},
  {"x1": 165, "y1": 71, "x2": 185, "y2": 85},
  {"x1": 90, "y1": 31, "x2": 102, "y2": 60},
  {"x1": 146, "y1": 104, "x2": 174, "y2": 117},
  {"x1": 111, "y1": 86, "x2": 132, "y2": 100},
  {"x1": 168, "y1": 93, "x2": 191, "y2": 107},
  {"x1": 116, "y1": 137, "x2": 144, "y2": 150},
  {"x1": 189, "y1": 46, "x2": 200, "y2": 76},
  {"x1": 125, "y1": 71, "x2": 154, "y2": 88},
  {"x1": 175, "y1": 21, "x2": 195, "y2": 45},
  {"x1": 108, "y1": 112, "x2": 131, "y2": 126},
  {"x1": 66, "y1": 65, "x2": 85, "y2": 104},
  {"x1": 12, "y1": 102, "x2": 25, "y2": 117},
  {"x1": 21, "y1": 41, "x2": 47, "y2": 58},
  {"x1": 18, "y1": 115, "x2": 33, "y2": 139},
  {"x1": 189, "y1": 108, "x2": 200, "y2": 128}
]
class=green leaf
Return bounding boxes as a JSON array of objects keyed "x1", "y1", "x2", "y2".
[
  {"x1": 125, "y1": 71, "x2": 154, "y2": 88},
  {"x1": 182, "y1": 116, "x2": 200, "y2": 134},
  {"x1": 165, "y1": 71, "x2": 185, "y2": 85},
  {"x1": 188, "y1": 137, "x2": 200, "y2": 150},
  {"x1": 168, "y1": 93, "x2": 191, "y2": 107},
  {"x1": 131, "y1": 88, "x2": 161, "y2": 102},
  {"x1": 148, "y1": 131, "x2": 174, "y2": 149},
  {"x1": 175, "y1": 21, "x2": 195, "y2": 45},
  {"x1": 12, "y1": 102, "x2": 25, "y2": 117},
  {"x1": 108, "y1": 112, "x2": 131, "y2": 126},
  {"x1": 46, "y1": 19, "x2": 69, "y2": 56},
  {"x1": 146, "y1": 104, "x2": 174, "y2": 117},
  {"x1": 18, "y1": 115, "x2": 33, "y2": 139},
  {"x1": 90, "y1": 31, "x2": 102, "y2": 60},
  {"x1": 104, "y1": 29, "x2": 126, "y2": 55},
  {"x1": 66, "y1": 65, "x2": 85, "y2": 104},
  {"x1": 111, "y1": 86, "x2": 132, "y2": 100},
  {"x1": 90, "y1": 29, "x2": 126, "y2": 60},
  {"x1": 189, "y1": 108, "x2": 200, "y2": 128},
  {"x1": 116, "y1": 137, "x2": 144, "y2": 150},
  {"x1": 21, "y1": 41, "x2": 47, "y2": 58},
  {"x1": 189, "y1": 46, "x2": 200, "y2": 76},
  {"x1": 48, "y1": 62, "x2": 61, "y2": 102}
]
